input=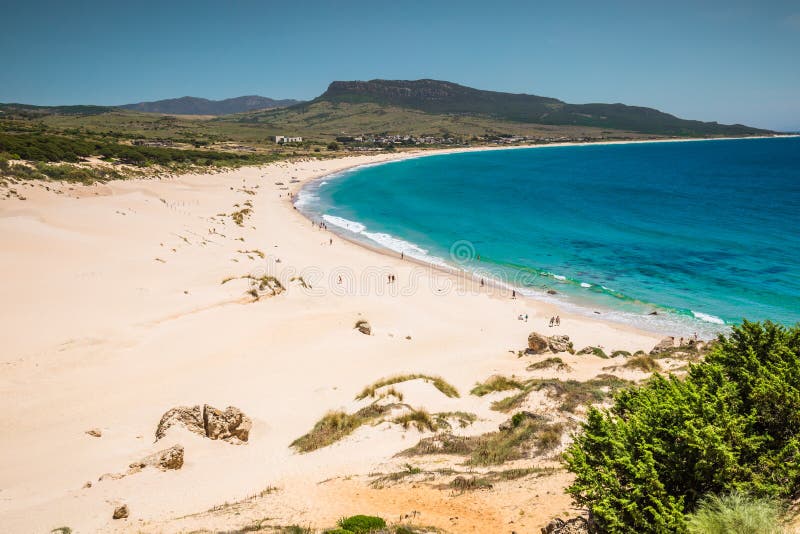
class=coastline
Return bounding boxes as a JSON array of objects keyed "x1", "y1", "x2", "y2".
[
  {"x1": 0, "y1": 137, "x2": 784, "y2": 532},
  {"x1": 289, "y1": 135, "x2": 794, "y2": 340}
]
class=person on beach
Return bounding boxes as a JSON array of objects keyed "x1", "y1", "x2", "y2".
[
  {"x1": 555, "y1": 316, "x2": 561, "y2": 326},
  {"x1": 337, "y1": 275, "x2": 342, "y2": 285},
  {"x1": 549, "y1": 317, "x2": 554, "y2": 327},
  {"x1": 401, "y1": 252, "x2": 404, "y2": 260},
  {"x1": 329, "y1": 238, "x2": 332, "y2": 245},
  {"x1": 512, "y1": 290, "x2": 516, "y2": 299},
  {"x1": 480, "y1": 278, "x2": 484, "y2": 287}
]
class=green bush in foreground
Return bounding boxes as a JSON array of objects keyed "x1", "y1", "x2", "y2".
[
  {"x1": 564, "y1": 321, "x2": 800, "y2": 533},
  {"x1": 686, "y1": 492, "x2": 785, "y2": 534},
  {"x1": 337, "y1": 515, "x2": 386, "y2": 533}
]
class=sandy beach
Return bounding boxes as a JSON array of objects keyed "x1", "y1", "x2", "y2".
[{"x1": 1, "y1": 149, "x2": 674, "y2": 533}]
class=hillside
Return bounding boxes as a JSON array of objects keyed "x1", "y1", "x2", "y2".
[
  {"x1": 119, "y1": 95, "x2": 302, "y2": 115},
  {"x1": 277, "y1": 79, "x2": 770, "y2": 137}
]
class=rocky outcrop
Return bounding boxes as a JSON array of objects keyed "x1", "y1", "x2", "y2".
[
  {"x1": 542, "y1": 516, "x2": 589, "y2": 534},
  {"x1": 203, "y1": 406, "x2": 251, "y2": 442},
  {"x1": 527, "y1": 332, "x2": 550, "y2": 354},
  {"x1": 548, "y1": 335, "x2": 573, "y2": 353},
  {"x1": 129, "y1": 444, "x2": 184, "y2": 472},
  {"x1": 650, "y1": 336, "x2": 708, "y2": 356},
  {"x1": 155, "y1": 404, "x2": 251, "y2": 444},
  {"x1": 528, "y1": 332, "x2": 574, "y2": 354},
  {"x1": 112, "y1": 504, "x2": 129, "y2": 520},
  {"x1": 85, "y1": 428, "x2": 102, "y2": 438},
  {"x1": 355, "y1": 320, "x2": 371, "y2": 335}
]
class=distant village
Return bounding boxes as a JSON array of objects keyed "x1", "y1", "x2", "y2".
[{"x1": 332, "y1": 133, "x2": 605, "y2": 151}]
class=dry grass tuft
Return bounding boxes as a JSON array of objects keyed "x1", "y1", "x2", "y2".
[{"x1": 357, "y1": 374, "x2": 459, "y2": 400}]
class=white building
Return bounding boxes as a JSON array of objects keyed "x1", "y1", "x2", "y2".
[{"x1": 271, "y1": 135, "x2": 303, "y2": 144}]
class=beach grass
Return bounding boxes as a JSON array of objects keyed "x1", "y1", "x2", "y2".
[
  {"x1": 356, "y1": 374, "x2": 459, "y2": 400},
  {"x1": 470, "y1": 375, "x2": 525, "y2": 397}
]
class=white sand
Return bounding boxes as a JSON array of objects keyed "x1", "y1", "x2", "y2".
[{"x1": 0, "y1": 151, "x2": 663, "y2": 533}]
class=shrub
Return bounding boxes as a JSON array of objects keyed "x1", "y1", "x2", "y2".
[
  {"x1": 686, "y1": 492, "x2": 785, "y2": 534},
  {"x1": 622, "y1": 354, "x2": 661, "y2": 372},
  {"x1": 564, "y1": 321, "x2": 800, "y2": 533},
  {"x1": 337, "y1": 515, "x2": 386, "y2": 533}
]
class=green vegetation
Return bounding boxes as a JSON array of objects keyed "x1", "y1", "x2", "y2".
[
  {"x1": 336, "y1": 515, "x2": 386, "y2": 533},
  {"x1": 0, "y1": 132, "x2": 277, "y2": 168},
  {"x1": 686, "y1": 493, "x2": 786, "y2": 534},
  {"x1": 527, "y1": 357, "x2": 572, "y2": 372},
  {"x1": 433, "y1": 411, "x2": 477, "y2": 429},
  {"x1": 622, "y1": 354, "x2": 662, "y2": 372},
  {"x1": 490, "y1": 375, "x2": 631, "y2": 413},
  {"x1": 290, "y1": 404, "x2": 390, "y2": 453},
  {"x1": 392, "y1": 408, "x2": 437, "y2": 432},
  {"x1": 356, "y1": 374, "x2": 459, "y2": 399},
  {"x1": 564, "y1": 321, "x2": 800, "y2": 533},
  {"x1": 470, "y1": 375, "x2": 525, "y2": 396},
  {"x1": 402, "y1": 412, "x2": 566, "y2": 465}
]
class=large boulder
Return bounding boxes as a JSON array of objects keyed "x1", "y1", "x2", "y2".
[
  {"x1": 527, "y1": 332, "x2": 549, "y2": 354},
  {"x1": 203, "y1": 405, "x2": 252, "y2": 443},
  {"x1": 548, "y1": 335, "x2": 573, "y2": 353},
  {"x1": 155, "y1": 404, "x2": 251, "y2": 444}
]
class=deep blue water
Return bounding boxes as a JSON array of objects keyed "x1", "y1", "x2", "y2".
[{"x1": 298, "y1": 137, "x2": 800, "y2": 337}]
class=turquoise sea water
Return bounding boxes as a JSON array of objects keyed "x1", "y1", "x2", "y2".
[{"x1": 298, "y1": 137, "x2": 800, "y2": 337}]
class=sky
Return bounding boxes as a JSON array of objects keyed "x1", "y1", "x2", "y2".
[{"x1": 1, "y1": 0, "x2": 799, "y2": 131}]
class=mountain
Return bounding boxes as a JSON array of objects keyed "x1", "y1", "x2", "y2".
[
  {"x1": 119, "y1": 95, "x2": 302, "y2": 115},
  {"x1": 293, "y1": 79, "x2": 770, "y2": 137}
]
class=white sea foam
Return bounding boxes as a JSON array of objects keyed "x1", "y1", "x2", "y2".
[
  {"x1": 322, "y1": 214, "x2": 366, "y2": 233},
  {"x1": 580, "y1": 282, "x2": 592, "y2": 288},
  {"x1": 321, "y1": 215, "x2": 449, "y2": 267},
  {"x1": 553, "y1": 274, "x2": 567, "y2": 281},
  {"x1": 692, "y1": 311, "x2": 726, "y2": 325}
]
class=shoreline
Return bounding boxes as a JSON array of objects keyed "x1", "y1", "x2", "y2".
[
  {"x1": 0, "y1": 136, "x2": 784, "y2": 532},
  {"x1": 287, "y1": 135, "x2": 790, "y2": 340}
]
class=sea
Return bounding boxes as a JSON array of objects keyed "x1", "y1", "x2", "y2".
[{"x1": 297, "y1": 137, "x2": 800, "y2": 338}]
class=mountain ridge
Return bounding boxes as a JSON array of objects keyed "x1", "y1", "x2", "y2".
[
  {"x1": 297, "y1": 79, "x2": 770, "y2": 136},
  {"x1": 119, "y1": 95, "x2": 301, "y2": 115}
]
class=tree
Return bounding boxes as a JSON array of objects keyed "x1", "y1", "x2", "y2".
[
  {"x1": 564, "y1": 321, "x2": 800, "y2": 533},
  {"x1": 327, "y1": 141, "x2": 339, "y2": 151}
]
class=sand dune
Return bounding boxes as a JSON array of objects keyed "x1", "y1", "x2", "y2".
[{"x1": 0, "y1": 153, "x2": 663, "y2": 533}]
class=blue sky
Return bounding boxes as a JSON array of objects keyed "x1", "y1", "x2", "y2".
[{"x1": 1, "y1": 0, "x2": 798, "y2": 130}]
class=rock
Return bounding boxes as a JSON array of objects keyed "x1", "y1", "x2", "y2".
[
  {"x1": 527, "y1": 332, "x2": 549, "y2": 354},
  {"x1": 155, "y1": 405, "x2": 204, "y2": 440},
  {"x1": 649, "y1": 336, "x2": 676, "y2": 355},
  {"x1": 547, "y1": 335, "x2": 573, "y2": 353},
  {"x1": 129, "y1": 444, "x2": 184, "y2": 472},
  {"x1": 112, "y1": 504, "x2": 129, "y2": 520},
  {"x1": 355, "y1": 320, "x2": 371, "y2": 335},
  {"x1": 547, "y1": 289, "x2": 557, "y2": 295},
  {"x1": 83, "y1": 481, "x2": 92, "y2": 489},
  {"x1": 203, "y1": 405, "x2": 251, "y2": 443},
  {"x1": 541, "y1": 516, "x2": 589, "y2": 534},
  {"x1": 85, "y1": 428, "x2": 102, "y2": 438},
  {"x1": 155, "y1": 405, "x2": 251, "y2": 444}
]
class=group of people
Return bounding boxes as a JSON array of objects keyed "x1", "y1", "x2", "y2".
[
  {"x1": 549, "y1": 316, "x2": 561, "y2": 327},
  {"x1": 388, "y1": 274, "x2": 396, "y2": 283}
]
